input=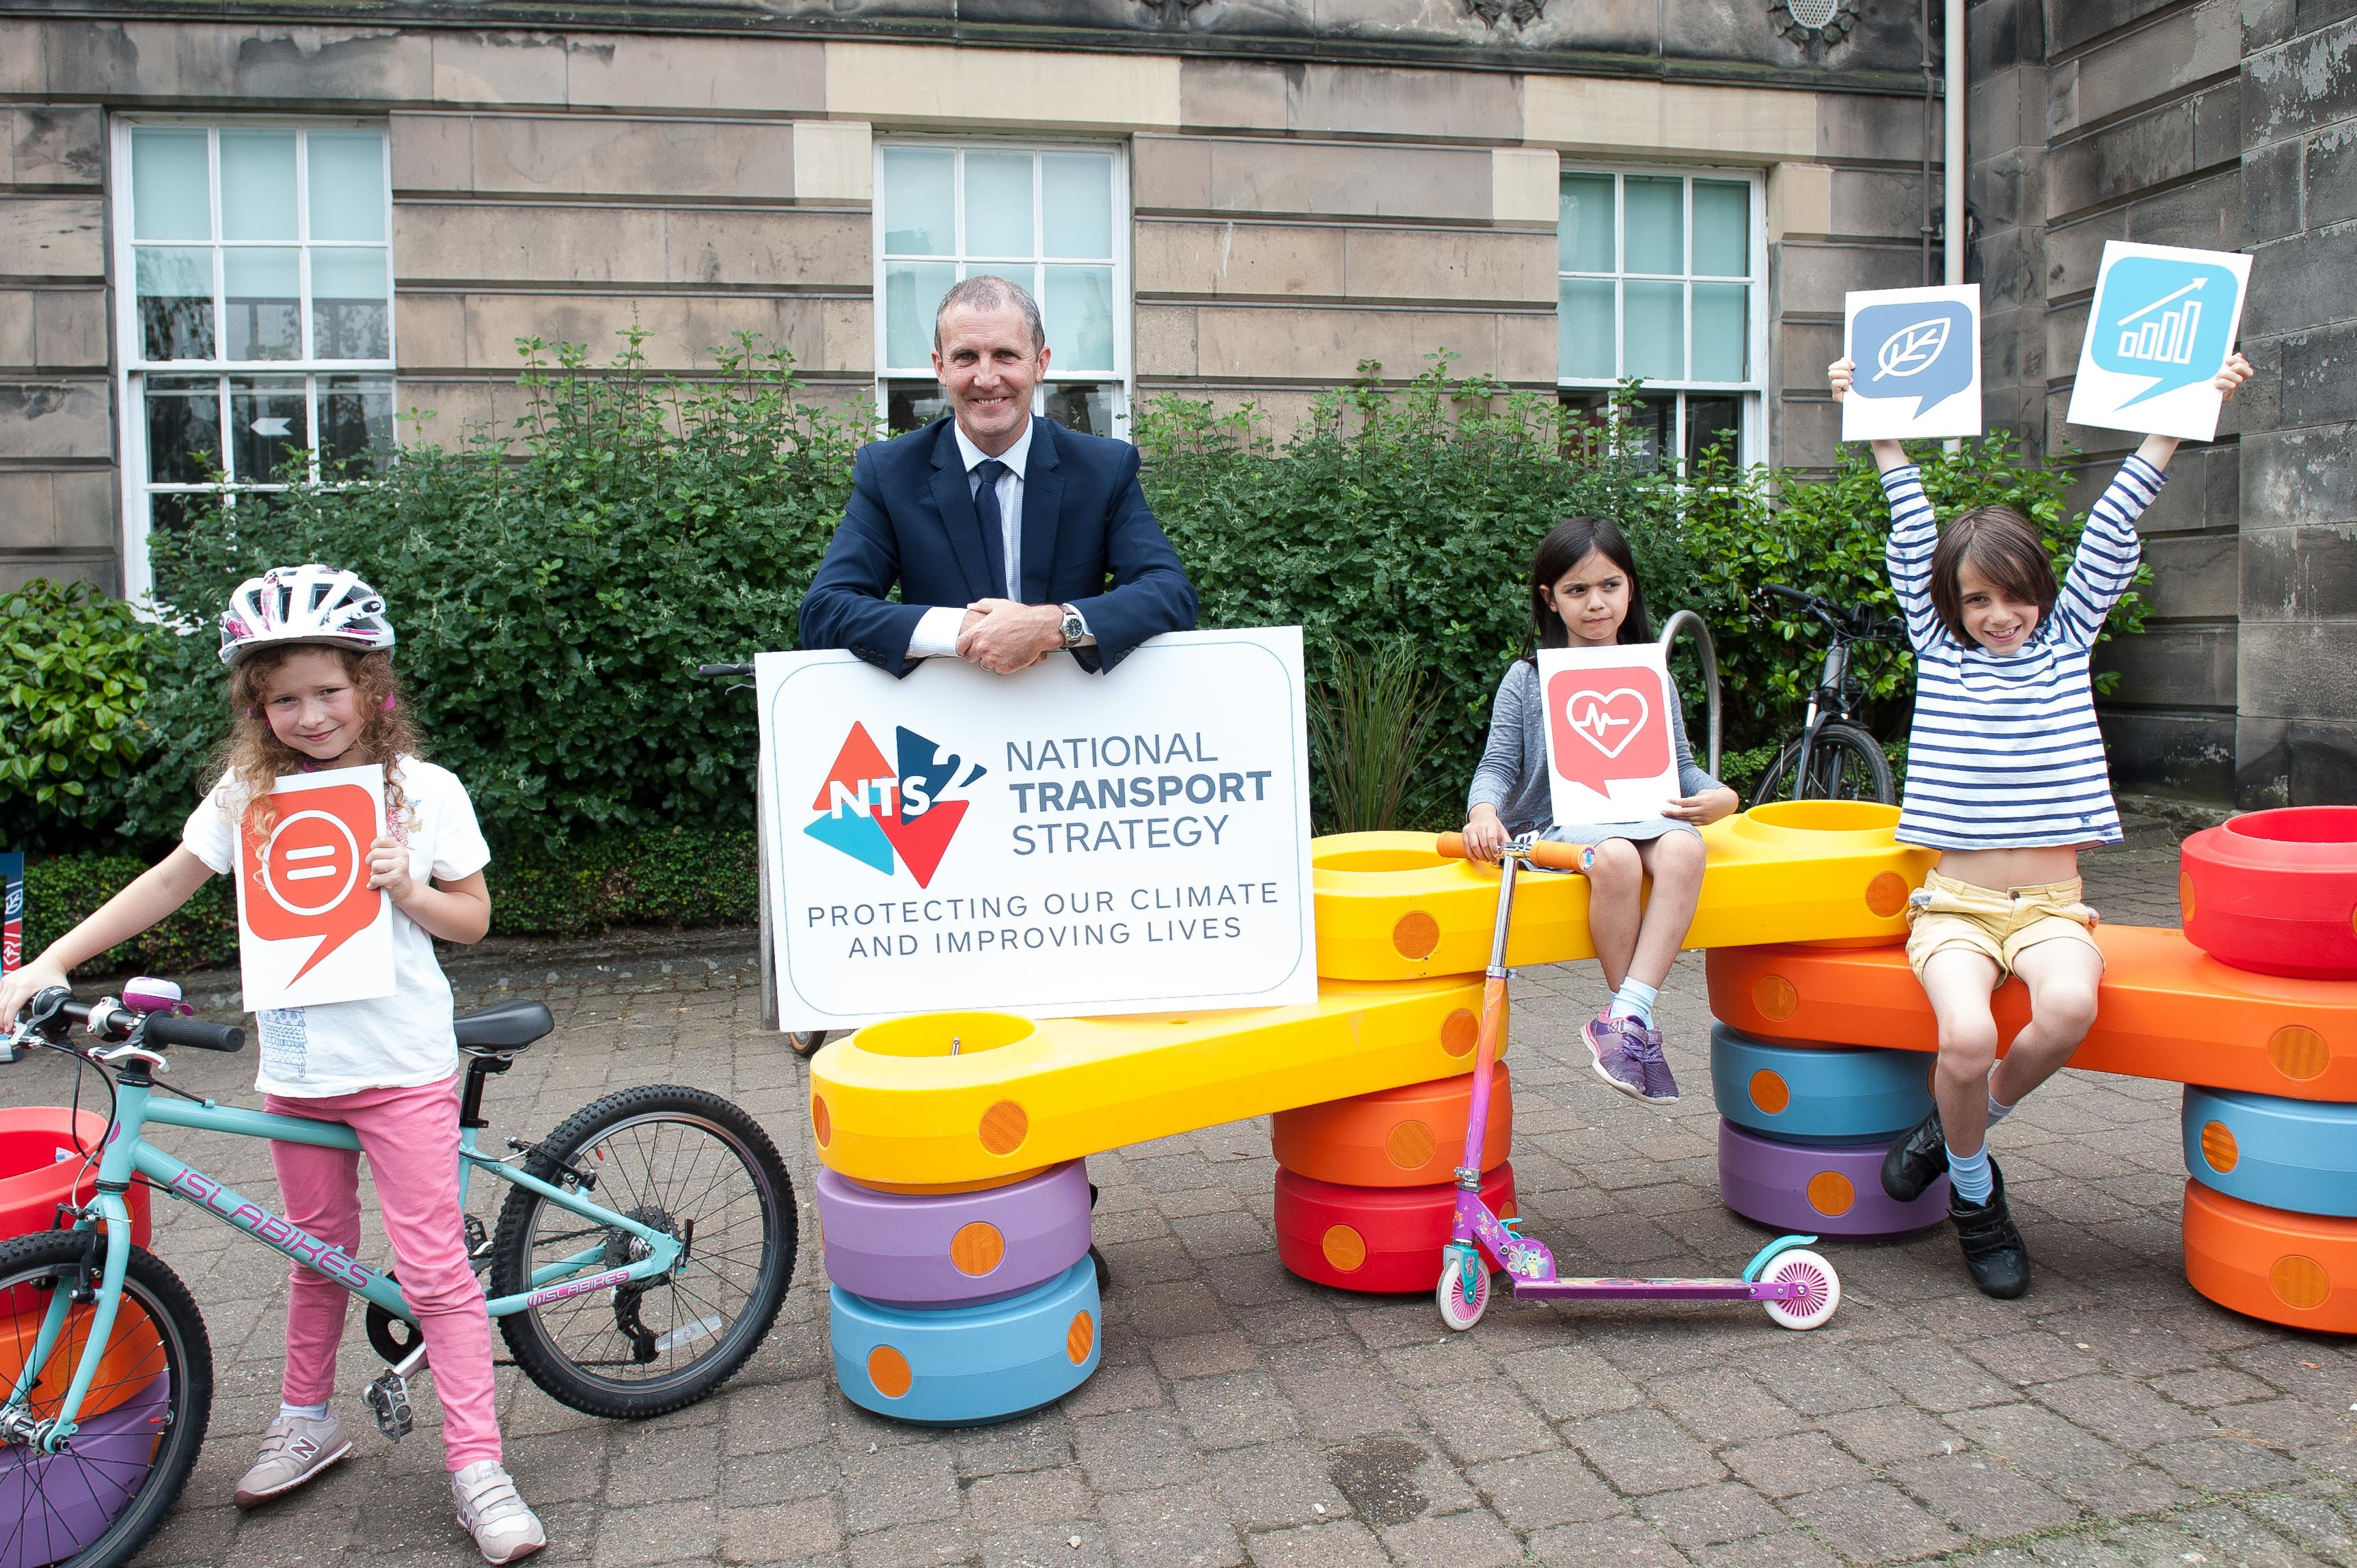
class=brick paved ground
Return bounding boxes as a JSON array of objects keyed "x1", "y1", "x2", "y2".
[{"x1": 7, "y1": 815, "x2": 2354, "y2": 1567}]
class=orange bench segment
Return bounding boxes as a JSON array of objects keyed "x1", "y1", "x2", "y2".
[{"x1": 1705, "y1": 924, "x2": 2357, "y2": 1102}]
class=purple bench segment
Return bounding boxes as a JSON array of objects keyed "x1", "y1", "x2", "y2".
[
  {"x1": 1717, "y1": 1120, "x2": 1949, "y2": 1237},
  {"x1": 816, "y1": 1159, "x2": 1092, "y2": 1308}
]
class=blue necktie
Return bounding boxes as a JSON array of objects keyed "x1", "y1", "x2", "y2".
[{"x1": 971, "y1": 458, "x2": 1009, "y2": 599}]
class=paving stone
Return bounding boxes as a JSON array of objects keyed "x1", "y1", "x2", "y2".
[
  {"x1": 1780, "y1": 1481, "x2": 1967, "y2": 1564},
  {"x1": 1172, "y1": 1370, "x2": 1303, "y2": 1449},
  {"x1": 1885, "y1": 1450, "x2": 2084, "y2": 1538},
  {"x1": 1464, "y1": 1448, "x2": 1626, "y2": 1530},
  {"x1": 1100, "y1": 1485, "x2": 1245, "y2": 1567},
  {"x1": 1240, "y1": 1519, "x2": 1391, "y2": 1568},
  {"x1": 1565, "y1": 1407, "x2": 1728, "y2": 1494},
  {"x1": 1528, "y1": 1513, "x2": 1691, "y2": 1567},
  {"x1": 1635, "y1": 1480, "x2": 1787, "y2": 1546},
  {"x1": 1723, "y1": 1431, "x2": 1872, "y2": 1498},
  {"x1": 1199, "y1": 1440, "x2": 1352, "y2": 1529}
]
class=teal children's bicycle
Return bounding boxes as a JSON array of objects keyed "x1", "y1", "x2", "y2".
[{"x1": 0, "y1": 979, "x2": 797, "y2": 1568}]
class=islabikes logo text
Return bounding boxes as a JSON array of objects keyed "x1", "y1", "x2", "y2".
[
  {"x1": 803, "y1": 722, "x2": 987, "y2": 888},
  {"x1": 167, "y1": 1168, "x2": 376, "y2": 1290}
]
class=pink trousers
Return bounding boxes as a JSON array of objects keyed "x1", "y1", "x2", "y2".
[{"x1": 265, "y1": 1075, "x2": 502, "y2": 1471}]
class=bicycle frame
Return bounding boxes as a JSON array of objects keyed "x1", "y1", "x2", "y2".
[
  {"x1": 1786, "y1": 639, "x2": 1857, "y2": 797},
  {"x1": 8, "y1": 1071, "x2": 685, "y2": 1453}
]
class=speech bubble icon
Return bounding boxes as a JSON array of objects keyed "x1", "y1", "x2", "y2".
[
  {"x1": 1545, "y1": 671, "x2": 1673, "y2": 798},
  {"x1": 240, "y1": 784, "x2": 385, "y2": 985},
  {"x1": 1852, "y1": 299, "x2": 1977, "y2": 419},
  {"x1": 2089, "y1": 255, "x2": 2239, "y2": 408}
]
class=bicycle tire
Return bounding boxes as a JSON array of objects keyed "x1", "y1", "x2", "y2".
[
  {"x1": 0, "y1": 1231, "x2": 213, "y2": 1568},
  {"x1": 489, "y1": 1085, "x2": 795, "y2": 1421},
  {"x1": 1752, "y1": 722, "x2": 1894, "y2": 807}
]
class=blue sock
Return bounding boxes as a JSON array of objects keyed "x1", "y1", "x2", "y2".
[
  {"x1": 1608, "y1": 977, "x2": 1659, "y2": 1028},
  {"x1": 1946, "y1": 1142, "x2": 1993, "y2": 1205}
]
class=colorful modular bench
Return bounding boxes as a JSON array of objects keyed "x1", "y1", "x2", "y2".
[{"x1": 808, "y1": 800, "x2": 2357, "y2": 1422}]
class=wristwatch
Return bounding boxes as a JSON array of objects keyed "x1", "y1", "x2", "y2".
[{"x1": 1058, "y1": 604, "x2": 1086, "y2": 648}]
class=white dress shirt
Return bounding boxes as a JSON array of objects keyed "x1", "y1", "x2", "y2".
[{"x1": 907, "y1": 416, "x2": 1092, "y2": 658}]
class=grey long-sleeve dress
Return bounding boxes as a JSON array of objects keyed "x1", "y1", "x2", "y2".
[{"x1": 1465, "y1": 658, "x2": 1721, "y2": 844}]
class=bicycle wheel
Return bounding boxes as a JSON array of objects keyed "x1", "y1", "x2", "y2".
[
  {"x1": 0, "y1": 1231, "x2": 213, "y2": 1568},
  {"x1": 1751, "y1": 723, "x2": 1893, "y2": 806},
  {"x1": 489, "y1": 1085, "x2": 795, "y2": 1420}
]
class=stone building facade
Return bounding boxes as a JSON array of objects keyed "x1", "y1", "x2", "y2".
[{"x1": 0, "y1": 0, "x2": 2345, "y2": 808}]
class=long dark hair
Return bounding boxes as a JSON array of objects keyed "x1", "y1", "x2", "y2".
[{"x1": 1522, "y1": 515, "x2": 1652, "y2": 663}]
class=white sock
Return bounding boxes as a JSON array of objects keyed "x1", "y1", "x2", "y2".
[
  {"x1": 1986, "y1": 1065, "x2": 2016, "y2": 1127},
  {"x1": 1608, "y1": 977, "x2": 1659, "y2": 1028},
  {"x1": 278, "y1": 1401, "x2": 329, "y2": 1423}
]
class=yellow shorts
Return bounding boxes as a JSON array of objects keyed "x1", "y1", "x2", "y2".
[{"x1": 1903, "y1": 870, "x2": 2101, "y2": 981}]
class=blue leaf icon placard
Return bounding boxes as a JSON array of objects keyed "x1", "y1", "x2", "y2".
[{"x1": 1842, "y1": 285, "x2": 1983, "y2": 442}]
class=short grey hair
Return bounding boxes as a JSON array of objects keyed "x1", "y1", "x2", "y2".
[{"x1": 934, "y1": 273, "x2": 1047, "y2": 353}]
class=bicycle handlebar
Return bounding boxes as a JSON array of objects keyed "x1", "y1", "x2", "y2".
[
  {"x1": 697, "y1": 663, "x2": 754, "y2": 678},
  {"x1": 1435, "y1": 833, "x2": 1591, "y2": 872},
  {"x1": 1761, "y1": 583, "x2": 1815, "y2": 607},
  {"x1": 146, "y1": 1014, "x2": 247, "y2": 1052}
]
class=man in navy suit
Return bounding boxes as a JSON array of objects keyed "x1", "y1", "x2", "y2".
[{"x1": 800, "y1": 275, "x2": 1197, "y2": 676}]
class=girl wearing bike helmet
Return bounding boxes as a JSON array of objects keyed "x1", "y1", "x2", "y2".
[
  {"x1": 1831, "y1": 352, "x2": 2253, "y2": 1302},
  {"x1": 1460, "y1": 517, "x2": 1739, "y2": 1105},
  {"x1": 0, "y1": 565, "x2": 545, "y2": 1563}
]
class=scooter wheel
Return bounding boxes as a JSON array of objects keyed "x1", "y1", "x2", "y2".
[
  {"x1": 1758, "y1": 1248, "x2": 1841, "y2": 1330},
  {"x1": 1435, "y1": 1248, "x2": 1490, "y2": 1332}
]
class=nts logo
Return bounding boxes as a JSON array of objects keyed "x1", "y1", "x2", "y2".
[{"x1": 804, "y1": 723, "x2": 987, "y2": 888}]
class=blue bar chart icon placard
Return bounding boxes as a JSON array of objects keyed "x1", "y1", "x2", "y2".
[{"x1": 2070, "y1": 241, "x2": 2250, "y2": 441}]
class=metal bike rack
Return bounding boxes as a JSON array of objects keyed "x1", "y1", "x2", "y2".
[{"x1": 1657, "y1": 609, "x2": 1722, "y2": 780}]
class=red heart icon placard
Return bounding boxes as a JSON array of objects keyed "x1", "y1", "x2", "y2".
[{"x1": 1546, "y1": 670, "x2": 1672, "y2": 797}]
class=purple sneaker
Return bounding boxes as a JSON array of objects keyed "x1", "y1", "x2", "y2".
[
  {"x1": 1584, "y1": 1010, "x2": 1648, "y2": 1099},
  {"x1": 1630, "y1": 1023, "x2": 1680, "y2": 1104}
]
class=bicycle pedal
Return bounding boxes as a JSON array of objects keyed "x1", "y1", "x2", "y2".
[{"x1": 364, "y1": 1370, "x2": 414, "y2": 1443}]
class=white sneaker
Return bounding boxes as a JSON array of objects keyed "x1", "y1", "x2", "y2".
[
  {"x1": 232, "y1": 1412, "x2": 353, "y2": 1508},
  {"x1": 451, "y1": 1460, "x2": 547, "y2": 1564}
]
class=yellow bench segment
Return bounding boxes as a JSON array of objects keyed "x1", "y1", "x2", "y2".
[
  {"x1": 808, "y1": 976, "x2": 1490, "y2": 1185},
  {"x1": 1313, "y1": 801, "x2": 1938, "y2": 982}
]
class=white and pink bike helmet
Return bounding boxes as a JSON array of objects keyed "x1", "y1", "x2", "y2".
[{"x1": 217, "y1": 564, "x2": 396, "y2": 668}]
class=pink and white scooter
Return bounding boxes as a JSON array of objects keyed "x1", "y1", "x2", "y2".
[{"x1": 1429, "y1": 832, "x2": 1842, "y2": 1332}]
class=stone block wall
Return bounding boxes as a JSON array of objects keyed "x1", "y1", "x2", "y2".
[
  {"x1": 1970, "y1": 0, "x2": 2354, "y2": 808},
  {"x1": 0, "y1": 103, "x2": 112, "y2": 594}
]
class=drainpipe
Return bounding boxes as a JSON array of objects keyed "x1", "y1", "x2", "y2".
[{"x1": 1945, "y1": 0, "x2": 1965, "y2": 286}]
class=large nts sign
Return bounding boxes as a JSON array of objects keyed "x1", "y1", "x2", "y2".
[{"x1": 757, "y1": 630, "x2": 1318, "y2": 1032}]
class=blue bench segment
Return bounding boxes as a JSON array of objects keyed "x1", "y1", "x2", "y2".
[
  {"x1": 1709, "y1": 1023, "x2": 1934, "y2": 1144},
  {"x1": 2183, "y1": 1087, "x2": 2357, "y2": 1218},
  {"x1": 830, "y1": 1258, "x2": 1100, "y2": 1427}
]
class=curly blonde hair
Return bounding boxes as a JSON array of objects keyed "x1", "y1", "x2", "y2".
[{"x1": 215, "y1": 646, "x2": 424, "y2": 838}]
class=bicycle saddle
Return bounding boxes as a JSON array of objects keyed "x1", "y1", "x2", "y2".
[{"x1": 454, "y1": 1000, "x2": 554, "y2": 1051}]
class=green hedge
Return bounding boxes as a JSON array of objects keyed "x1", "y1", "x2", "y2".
[{"x1": 26, "y1": 824, "x2": 760, "y2": 980}]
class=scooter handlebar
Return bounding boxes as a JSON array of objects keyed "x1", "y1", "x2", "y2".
[{"x1": 1434, "y1": 833, "x2": 1590, "y2": 872}]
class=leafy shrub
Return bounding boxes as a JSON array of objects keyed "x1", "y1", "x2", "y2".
[
  {"x1": 0, "y1": 581, "x2": 159, "y2": 851},
  {"x1": 130, "y1": 331, "x2": 860, "y2": 853},
  {"x1": 1308, "y1": 640, "x2": 1445, "y2": 833},
  {"x1": 25, "y1": 855, "x2": 236, "y2": 979}
]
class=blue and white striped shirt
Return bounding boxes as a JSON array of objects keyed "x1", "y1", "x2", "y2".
[{"x1": 1883, "y1": 457, "x2": 2164, "y2": 851}]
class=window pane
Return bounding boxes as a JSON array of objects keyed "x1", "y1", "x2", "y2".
[
  {"x1": 964, "y1": 152, "x2": 1035, "y2": 259},
  {"x1": 224, "y1": 248, "x2": 302, "y2": 361},
  {"x1": 229, "y1": 376, "x2": 307, "y2": 482},
  {"x1": 1626, "y1": 394, "x2": 1674, "y2": 472},
  {"x1": 1691, "y1": 283, "x2": 1749, "y2": 381},
  {"x1": 145, "y1": 376, "x2": 221, "y2": 484},
  {"x1": 219, "y1": 130, "x2": 297, "y2": 240},
  {"x1": 1692, "y1": 180, "x2": 1749, "y2": 277},
  {"x1": 135, "y1": 247, "x2": 215, "y2": 361},
  {"x1": 1044, "y1": 382, "x2": 1115, "y2": 438},
  {"x1": 1558, "y1": 279, "x2": 1616, "y2": 380},
  {"x1": 881, "y1": 148, "x2": 955, "y2": 255},
  {"x1": 307, "y1": 131, "x2": 387, "y2": 241},
  {"x1": 884, "y1": 260, "x2": 957, "y2": 369},
  {"x1": 1624, "y1": 280, "x2": 1683, "y2": 381},
  {"x1": 1044, "y1": 265, "x2": 1115, "y2": 372},
  {"x1": 1624, "y1": 176, "x2": 1684, "y2": 274},
  {"x1": 148, "y1": 490, "x2": 215, "y2": 535},
  {"x1": 1559, "y1": 174, "x2": 1615, "y2": 273},
  {"x1": 311, "y1": 249, "x2": 390, "y2": 359},
  {"x1": 1042, "y1": 154, "x2": 1113, "y2": 260},
  {"x1": 1685, "y1": 395, "x2": 1742, "y2": 469},
  {"x1": 318, "y1": 376, "x2": 394, "y2": 474},
  {"x1": 886, "y1": 379, "x2": 951, "y2": 435},
  {"x1": 132, "y1": 128, "x2": 210, "y2": 241}
]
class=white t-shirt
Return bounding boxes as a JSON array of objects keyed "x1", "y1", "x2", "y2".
[{"x1": 182, "y1": 756, "x2": 491, "y2": 1098}]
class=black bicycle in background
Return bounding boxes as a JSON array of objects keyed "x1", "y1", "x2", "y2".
[{"x1": 1748, "y1": 584, "x2": 1900, "y2": 807}]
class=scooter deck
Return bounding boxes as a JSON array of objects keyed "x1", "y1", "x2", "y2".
[{"x1": 1509, "y1": 1276, "x2": 1806, "y2": 1301}]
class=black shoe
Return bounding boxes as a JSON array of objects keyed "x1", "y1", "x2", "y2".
[
  {"x1": 1089, "y1": 1243, "x2": 1111, "y2": 1293},
  {"x1": 1948, "y1": 1163, "x2": 2030, "y2": 1299},
  {"x1": 1881, "y1": 1104, "x2": 1948, "y2": 1202}
]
